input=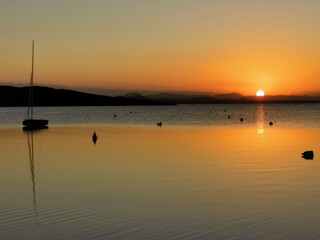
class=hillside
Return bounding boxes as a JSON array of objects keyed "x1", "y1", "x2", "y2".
[{"x1": 0, "y1": 86, "x2": 173, "y2": 107}]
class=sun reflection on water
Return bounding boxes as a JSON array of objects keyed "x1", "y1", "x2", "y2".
[
  {"x1": 257, "y1": 128, "x2": 264, "y2": 135},
  {"x1": 257, "y1": 104, "x2": 265, "y2": 136}
]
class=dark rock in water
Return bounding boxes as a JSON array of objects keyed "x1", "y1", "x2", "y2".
[
  {"x1": 157, "y1": 122, "x2": 162, "y2": 127},
  {"x1": 228, "y1": 116, "x2": 231, "y2": 119},
  {"x1": 302, "y1": 151, "x2": 314, "y2": 160},
  {"x1": 269, "y1": 121, "x2": 273, "y2": 126},
  {"x1": 240, "y1": 118, "x2": 243, "y2": 122},
  {"x1": 224, "y1": 109, "x2": 226, "y2": 112}
]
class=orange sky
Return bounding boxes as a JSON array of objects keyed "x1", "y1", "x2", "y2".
[{"x1": 1, "y1": 0, "x2": 320, "y2": 95}]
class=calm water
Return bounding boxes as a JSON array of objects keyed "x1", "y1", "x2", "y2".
[
  {"x1": 1, "y1": 103, "x2": 320, "y2": 128},
  {"x1": 1, "y1": 104, "x2": 320, "y2": 239}
]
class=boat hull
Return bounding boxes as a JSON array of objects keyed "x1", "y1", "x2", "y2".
[{"x1": 23, "y1": 119, "x2": 49, "y2": 130}]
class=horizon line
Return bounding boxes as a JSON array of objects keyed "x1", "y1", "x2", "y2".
[{"x1": 1, "y1": 83, "x2": 320, "y2": 97}]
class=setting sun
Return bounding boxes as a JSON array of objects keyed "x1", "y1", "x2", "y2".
[{"x1": 256, "y1": 90, "x2": 265, "y2": 97}]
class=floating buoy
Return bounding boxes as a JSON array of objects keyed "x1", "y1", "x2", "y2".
[
  {"x1": 269, "y1": 121, "x2": 273, "y2": 126},
  {"x1": 157, "y1": 122, "x2": 162, "y2": 127},
  {"x1": 92, "y1": 131, "x2": 98, "y2": 144},
  {"x1": 228, "y1": 116, "x2": 231, "y2": 119},
  {"x1": 240, "y1": 118, "x2": 243, "y2": 122}
]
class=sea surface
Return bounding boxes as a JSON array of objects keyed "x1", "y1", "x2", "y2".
[{"x1": 1, "y1": 103, "x2": 320, "y2": 240}]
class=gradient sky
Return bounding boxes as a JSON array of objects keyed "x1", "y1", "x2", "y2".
[{"x1": 1, "y1": 0, "x2": 320, "y2": 95}]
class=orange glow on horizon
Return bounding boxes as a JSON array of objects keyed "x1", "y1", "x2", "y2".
[{"x1": 1, "y1": 1, "x2": 320, "y2": 96}]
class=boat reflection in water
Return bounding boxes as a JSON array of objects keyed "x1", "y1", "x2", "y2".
[{"x1": 26, "y1": 130, "x2": 40, "y2": 226}]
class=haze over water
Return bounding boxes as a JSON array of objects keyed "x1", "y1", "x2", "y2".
[{"x1": 1, "y1": 104, "x2": 320, "y2": 239}]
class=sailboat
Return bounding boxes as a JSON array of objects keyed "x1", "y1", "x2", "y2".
[{"x1": 22, "y1": 41, "x2": 49, "y2": 130}]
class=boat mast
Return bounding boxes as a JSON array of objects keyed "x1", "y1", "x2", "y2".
[{"x1": 27, "y1": 40, "x2": 34, "y2": 120}]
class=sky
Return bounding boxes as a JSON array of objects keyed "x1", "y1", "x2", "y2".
[{"x1": 1, "y1": 0, "x2": 320, "y2": 95}]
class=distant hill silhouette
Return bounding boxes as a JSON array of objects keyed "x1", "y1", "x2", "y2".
[
  {"x1": 146, "y1": 93, "x2": 209, "y2": 100},
  {"x1": 213, "y1": 93, "x2": 244, "y2": 100},
  {"x1": 0, "y1": 86, "x2": 174, "y2": 107},
  {"x1": 1, "y1": 86, "x2": 320, "y2": 107},
  {"x1": 124, "y1": 92, "x2": 143, "y2": 98},
  {"x1": 129, "y1": 92, "x2": 320, "y2": 104},
  {"x1": 154, "y1": 92, "x2": 320, "y2": 103},
  {"x1": 246, "y1": 95, "x2": 320, "y2": 102}
]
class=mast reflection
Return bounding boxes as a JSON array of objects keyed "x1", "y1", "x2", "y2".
[{"x1": 26, "y1": 130, "x2": 39, "y2": 225}]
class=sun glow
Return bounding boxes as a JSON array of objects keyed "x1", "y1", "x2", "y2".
[{"x1": 256, "y1": 90, "x2": 265, "y2": 97}]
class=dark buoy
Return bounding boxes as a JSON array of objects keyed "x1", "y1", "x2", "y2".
[
  {"x1": 228, "y1": 116, "x2": 231, "y2": 119},
  {"x1": 240, "y1": 118, "x2": 243, "y2": 122},
  {"x1": 302, "y1": 151, "x2": 314, "y2": 160},
  {"x1": 224, "y1": 109, "x2": 226, "y2": 112},
  {"x1": 114, "y1": 115, "x2": 116, "y2": 118},
  {"x1": 130, "y1": 111, "x2": 132, "y2": 114},
  {"x1": 92, "y1": 131, "x2": 98, "y2": 144},
  {"x1": 269, "y1": 121, "x2": 273, "y2": 126},
  {"x1": 157, "y1": 122, "x2": 162, "y2": 127}
]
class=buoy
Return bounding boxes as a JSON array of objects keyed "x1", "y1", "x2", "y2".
[
  {"x1": 269, "y1": 121, "x2": 273, "y2": 126},
  {"x1": 228, "y1": 116, "x2": 231, "y2": 119},
  {"x1": 157, "y1": 122, "x2": 162, "y2": 127},
  {"x1": 92, "y1": 131, "x2": 98, "y2": 144},
  {"x1": 240, "y1": 118, "x2": 243, "y2": 122}
]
